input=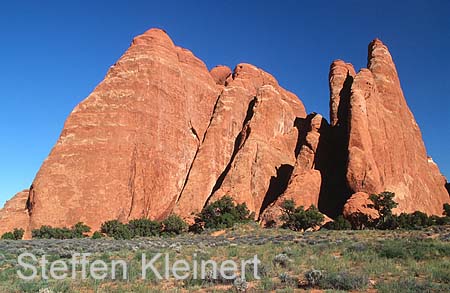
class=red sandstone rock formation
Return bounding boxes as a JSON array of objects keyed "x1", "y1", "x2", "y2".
[
  {"x1": 338, "y1": 39, "x2": 449, "y2": 217},
  {"x1": 0, "y1": 31, "x2": 448, "y2": 236},
  {"x1": 0, "y1": 190, "x2": 30, "y2": 237},
  {"x1": 174, "y1": 63, "x2": 306, "y2": 220},
  {"x1": 260, "y1": 113, "x2": 326, "y2": 224}
]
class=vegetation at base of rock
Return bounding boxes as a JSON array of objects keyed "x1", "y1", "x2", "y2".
[
  {"x1": 1, "y1": 228, "x2": 24, "y2": 240},
  {"x1": 6, "y1": 192, "x2": 450, "y2": 241},
  {"x1": 280, "y1": 200, "x2": 324, "y2": 231},
  {"x1": 190, "y1": 196, "x2": 253, "y2": 233},
  {"x1": 32, "y1": 222, "x2": 90, "y2": 239},
  {"x1": 100, "y1": 220, "x2": 133, "y2": 240},
  {"x1": 367, "y1": 191, "x2": 398, "y2": 229},
  {"x1": 128, "y1": 218, "x2": 162, "y2": 237},
  {"x1": 91, "y1": 231, "x2": 103, "y2": 239},
  {"x1": 322, "y1": 215, "x2": 352, "y2": 230},
  {"x1": 344, "y1": 191, "x2": 450, "y2": 231},
  {"x1": 444, "y1": 203, "x2": 450, "y2": 217},
  {"x1": 161, "y1": 214, "x2": 188, "y2": 236},
  {"x1": 100, "y1": 215, "x2": 188, "y2": 239}
]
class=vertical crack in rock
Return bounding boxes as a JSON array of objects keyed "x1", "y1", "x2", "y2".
[
  {"x1": 201, "y1": 93, "x2": 224, "y2": 144},
  {"x1": 206, "y1": 96, "x2": 258, "y2": 205},
  {"x1": 26, "y1": 187, "x2": 34, "y2": 216},
  {"x1": 176, "y1": 121, "x2": 201, "y2": 204},
  {"x1": 127, "y1": 145, "x2": 138, "y2": 218},
  {"x1": 175, "y1": 92, "x2": 223, "y2": 204}
]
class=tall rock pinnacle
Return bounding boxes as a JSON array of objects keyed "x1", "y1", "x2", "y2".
[{"x1": 343, "y1": 39, "x2": 449, "y2": 215}]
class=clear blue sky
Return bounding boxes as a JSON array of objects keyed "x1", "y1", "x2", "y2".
[{"x1": 0, "y1": 1, "x2": 449, "y2": 206}]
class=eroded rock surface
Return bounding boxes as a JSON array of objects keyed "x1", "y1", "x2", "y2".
[
  {"x1": 341, "y1": 39, "x2": 449, "y2": 216},
  {"x1": 0, "y1": 32, "x2": 448, "y2": 236}
]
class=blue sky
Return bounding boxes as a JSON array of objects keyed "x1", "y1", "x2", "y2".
[{"x1": 0, "y1": 1, "x2": 449, "y2": 206}]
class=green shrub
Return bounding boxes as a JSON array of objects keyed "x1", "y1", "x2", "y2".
[
  {"x1": 443, "y1": 203, "x2": 450, "y2": 217},
  {"x1": 280, "y1": 200, "x2": 324, "y2": 231},
  {"x1": 100, "y1": 220, "x2": 132, "y2": 240},
  {"x1": 1, "y1": 228, "x2": 24, "y2": 240},
  {"x1": 91, "y1": 231, "x2": 103, "y2": 239},
  {"x1": 128, "y1": 218, "x2": 162, "y2": 237},
  {"x1": 396, "y1": 211, "x2": 433, "y2": 229},
  {"x1": 322, "y1": 215, "x2": 352, "y2": 230},
  {"x1": 429, "y1": 214, "x2": 450, "y2": 225},
  {"x1": 346, "y1": 212, "x2": 373, "y2": 230},
  {"x1": 71, "y1": 222, "x2": 91, "y2": 238},
  {"x1": 162, "y1": 214, "x2": 188, "y2": 236},
  {"x1": 368, "y1": 191, "x2": 398, "y2": 229},
  {"x1": 31, "y1": 222, "x2": 91, "y2": 239},
  {"x1": 191, "y1": 196, "x2": 253, "y2": 233},
  {"x1": 32, "y1": 226, "x2": 74, "y2": 239}
]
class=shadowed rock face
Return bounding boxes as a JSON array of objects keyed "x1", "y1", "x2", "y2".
[{"x1": 0, "y1": 31, "x2": 448, "y2": 237}]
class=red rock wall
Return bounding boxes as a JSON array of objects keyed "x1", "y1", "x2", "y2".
[{"x1": 0, "y1": 31, "x2": 448, "y2": 236}]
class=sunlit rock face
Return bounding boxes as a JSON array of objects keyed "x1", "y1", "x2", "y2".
[{"x1": 0, "y1": 31, "x2": 447, "y2": 237}]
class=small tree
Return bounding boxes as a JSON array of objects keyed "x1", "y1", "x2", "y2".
[
  {"x1": 32, "y1": 226, "x2": 74, "y2": 239},
  {"x1": 396, "y1": 212, "x2": 432, "y2": 229},
  {"x1": 443, "y1": 203, "x2": 450, "y2": 217},
  {"x1": 323, "y1": 215, "x2": 352, "y2": 230},
  {"x1": 368, "y1": 191, "x2": 398, "y2": 230},
  {"x1": 345, "y1": 212, "x2": 372, "y2": 230},
  {"x1": 280, "y1": 200, "x2": 324, "y2": 231},
  {"x1": 91, "y1": 231, "x2": 103, "y2": 239},
  {"x1": 1, "y1": 228, "x2": 24, "y2": 240},
  {"x1": 191, "y1": 196, "x2": 253, "y2": 232},
  {"x1": 100, "y1": 220, "x2": 132, "y2": 240},
  {"x1": 71, "y1": 222, "x2": 91, "y2": 238},
  {"x1": 162, "y1": 214, "x2": 188, "y2": 236},
  {"x1": 128, "y1": 218, "x2": 162, "y2": 237}
]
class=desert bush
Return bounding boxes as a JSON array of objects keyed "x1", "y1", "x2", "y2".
[
  {"x1": 304, "y1": 269, "x2": 322, "y2": 286},
  {"x1": 396, "y1": 211, "x2": 433, "y2": 229},
  {"x1": 71, "y1": 222, "x2": 91, "y2": 238},
  {"x1": 346, "y1": 211, "x2": 373, "y2": 230},
  {"x1": 233, "y1": 277, "x2": 248, "y2": 292},
  {"x1": 443, "y1": 203, "x2": 450, "y2": 217},
  {"x1": 31, "y1": 222, "x2": 91, "y2": 239},
  {"x1": 190, "y1": 196, "x2": 253, "y2": 233},
  {"x1": 368, "y1": 191, "x2": 398, "y2": 229},
  {"x1": 100, "y1": 220, "x2": 132, "y2": 240},
  {"x1": 128, "y1": 218, "x2": 162, "y2": 237},
  {"x1": 280, "y1": 200, "x2": 324, "y2": 231},
  {"x1": 32, "y1": 226, "x2": 73, "y2": 239},
  {"x1": 273, "y1": 253, "x2": 290, "y2": 268},
  {"x1": 322, "y1": 215, "x2": 351, "y2": 230},
  {"x1": 162, "y1": 214, "x2": 188, "y2": 236},
  {"x1": 429, "y1": 214, "x2": 450, "y2": 225},
  {"x1": 1, "y1": 228, "x2": 24, "y2": 240},
  {"x1": 91, "y1": 231, "x2": 103, "y2": 239},
  {"x1": 318, "y1": 271, "x2": 369, "y2": 290}
]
